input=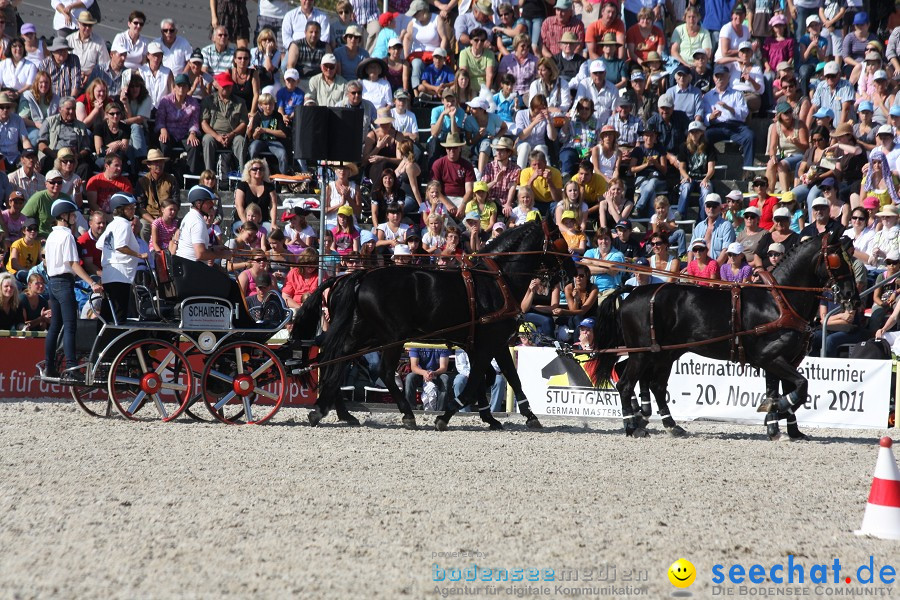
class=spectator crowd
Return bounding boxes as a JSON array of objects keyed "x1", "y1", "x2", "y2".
[{"x1": 2, "y1": 0, "x2": 900, "y2": 371}]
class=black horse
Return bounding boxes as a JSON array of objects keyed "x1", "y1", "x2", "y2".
[
  {"x1": 593, "y1": 233, "x2": 860, "y2": 439},
  {"x1": 290, "y1": 221, "x2": 575, "y2": 430}
]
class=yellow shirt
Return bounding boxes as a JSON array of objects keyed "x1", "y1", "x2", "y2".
[
  {"x1": 463, "y1": 200, "x2": 499, "y2": 231},
  {"x1": 8, "y1": 237, "x2": 41, "y2": 274},
  {"x1": 519, "y1": 166, "x2": 563, "y2": 205},
  {"x1": 576, "y1": 173, "x2": 608, "y2": 205}
]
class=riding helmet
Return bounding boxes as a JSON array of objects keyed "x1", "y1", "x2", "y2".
[
  {"x1": 108, "y1": 193, "x2": 137, "y2": 212},
  {"x1": 50, "y1": 198, "x2": 80, "y2": 218},
  {"x1": 188, "y1": 184, "x2": 217, "y2": 205}
]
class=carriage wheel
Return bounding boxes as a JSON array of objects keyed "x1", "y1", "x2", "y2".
[
  {"x1": 71, "y1": 385, "x2": 113, "y2": 418},
  {"x1": 108, "y1": 340, "x2": 193, "y2": 422},
  {"x1": 201, "y1": 341, "x2": 287, "y2": 425}
]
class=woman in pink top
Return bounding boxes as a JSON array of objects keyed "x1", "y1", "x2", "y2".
[
  {"x1": 685, "y1": 239, "x2": 719, "y2": 285},
  {"x1": 762, "y1": 15, "x2": 795, "y2": 78}
]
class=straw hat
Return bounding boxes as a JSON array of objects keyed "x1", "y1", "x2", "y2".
[
  {"x1": 876, "y1": 205, "x2": 899, "y2": 218},
  {"x1": 374, "y1": 106, "x2": 394, "y2": 125},
  {"x1": 143, "y1": 149, "x2": 169, "y2": 164},
  {"x1": 441, "y1": 132, "x2": 467, "y2": 148}
]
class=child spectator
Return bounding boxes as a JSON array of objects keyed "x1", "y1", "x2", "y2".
[
  {"x1": 332, "y1": 205, "x2": 360, "y2": 256},
  {"x1": 276, "y1": 68, "x2": 305, "y2": 124},
  {"x1": 249, "y1": 92, "x2": 289, "y2": 174},
  {"x1": 422, "y1": 213, "x2": 447, "y2": 254},
  {"x1": 510, "y1": 185, "x2": 540, "y2": 226},
  {"x1": 150, "y1": 198, "x2": 179, "y2": 253}
]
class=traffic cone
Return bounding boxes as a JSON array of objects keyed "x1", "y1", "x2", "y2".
[{"x1": 855, "y1": 437, "x2": 900, "y2": 540}]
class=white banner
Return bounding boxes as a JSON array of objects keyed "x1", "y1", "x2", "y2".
[{"x1": 517, "y1": 348, "x2": 892, "y2": 429}]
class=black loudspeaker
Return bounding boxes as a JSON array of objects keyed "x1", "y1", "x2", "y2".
[{"x1": 294, "y1": 106, "x2": 364, "y2": 163}]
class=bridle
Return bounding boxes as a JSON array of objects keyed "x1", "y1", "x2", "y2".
[
  {"x1": 819, "y1": 233, "x2": 857, "y2": 310},
  {"x1": 541, "y1": 219, "x2": 572, "y2": 286}
]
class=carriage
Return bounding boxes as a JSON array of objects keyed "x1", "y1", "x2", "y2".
[{"x1": 36, "y1": 250, "x2": 298, "y2": 425}]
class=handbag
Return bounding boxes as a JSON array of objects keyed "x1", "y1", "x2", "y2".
[{"x1": 848, "y1": 339, "x2": 891, "y2": 360}]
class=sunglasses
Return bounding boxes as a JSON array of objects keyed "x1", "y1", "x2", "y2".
[
  {"x1": 705, "y1": 203, "x2": 720, "y2": 209},
  {"x1": 60, "y1": 157, "x2": 75, "y2": 163},
  {"x1": 574, "y1": 272, "x2": 587, "y2": 277},
  {"x1": 322, "y1": 64, "x2": 336, "y2": 70},
  {"x1": 132, "y1": 20, "x2": 145, "y2": 26},
  {"x1": 162, "y1": 28, "x2": 176, "y2": 33},
  {"x1": 693, "y1": 247, "x2": 707, "y2": 252},
  {"x1": 24, "y1": 226, "x2": 37, "y2": 232},
  {"x1": 47, "y1": 180, "x2": 63, "y2": 185},
  {"x1": 768, "y1": 252, "x2": 783, "y2": 258},
  {"x1": 851, "y1": 216, "x2": 867, "y2": 221},
  {"x1": 249, "y1": 166, "x2": 262, "y2": 171},
  {"x1": 820, "y1": 186, "x2": 832, "y2": 192},
  {"x1": 888, "y1": 261, "x2": 900, "y2": 266}
]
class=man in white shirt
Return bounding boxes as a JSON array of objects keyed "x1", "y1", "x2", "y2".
[
  {"x1": 390, "y1": 89, "x2": 418, "y2": 141},
  {"x1": 66, "y1": 11, "x2": 108, "y2": 84},
  {"x1": 728, "y1": 41, "x2": 764, "y2": 114},
  {"x1": 703, "y1": 64, "x2": 754, "y2": 166},
  {"x1": 176, "y1": 185, "x2": 232, "y2": 262},
  {"x1": 153, "y1": 19, "x2": 192, "y2": 75},
  {"x1": 139, "y1": 42, "x2": 173, "y2": 110},
  {"x1": 282, "y1": 0, "x2": 332, "y2": 49},
  {"x1": 574, "y1": 60, "x2": 618, "y2": 125}
]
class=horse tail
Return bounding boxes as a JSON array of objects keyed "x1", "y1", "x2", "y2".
[
  {"x1": 593, "y1": 288, "x2": 627, "y2": 387},
  {"x1": 289, "y1": 276, "x2": 343, "y2": 346}
]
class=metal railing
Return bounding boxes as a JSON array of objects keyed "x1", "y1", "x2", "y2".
[{"x1": 821, "y1": 268, "x2": 900, "y2": 358}]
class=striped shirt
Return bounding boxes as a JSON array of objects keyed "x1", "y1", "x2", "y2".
[
  {"x1": 40, "y1": 54, "x2": 82, "y2": 98},
  {"x1": 201, "y1": 44, "x2": 235, "y2": 76}
]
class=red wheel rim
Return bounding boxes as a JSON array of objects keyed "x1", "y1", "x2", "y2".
[
  {"x1": 108, "y1": 340, "x2": 194, "y2": 422},
  {"x1": 201, "y1": 342, "x2": 287, "y2": 425}
]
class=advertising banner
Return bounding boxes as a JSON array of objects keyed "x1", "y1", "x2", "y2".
[{"x1": 517, "y1": 347, "x2": 892, "y2": 429}]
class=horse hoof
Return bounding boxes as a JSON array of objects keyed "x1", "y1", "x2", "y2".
[
  {"x1": 342, "y1": 414, "x2": 360, "y2": 426},
  {"x1": 434, "y1": 418, "x2": 449, "y2": 432},
  {"x1": 757, "y1": 401, "x2": 773, "y2": 413},
  {"x1": 402, "y1": 416, "x2": 418, "y2": 430},
  {"x1": 308, "y1": 410, "x2": 322, "y2": 427},
  {"x1": 526, "y1": 417, "x2": 543, "y2": 429},
  {"x1": 632, "y1": 427, "x2": 649, "y2": 438},
  {"x1": 789, "y1": 432, "x2": 810, "y2": 442},
  {"x1": 667, "y1": 425, "x2": 687, "y2": 437},
  {"x1": 634, "y1": 414, "x2": 649, "y2": 429},
  {"x1": 487, "y1": 420, "x2": 504, "y2": 431}
]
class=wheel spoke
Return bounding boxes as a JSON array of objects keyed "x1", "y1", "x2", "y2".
[
  {"x1": 151, "y1": 393, "x2": 168, "y2": 418},
  {"x1": 243, "y1": 397, "x2": 254, "y2": 422},
  {"x1": 253, "y1": 387, "x2": 279, "y2": 401},
  {"x1": 155, "y1": 351, "x2": 177, "y2": 375},
  {"x1": 160, "y1": 381, "x2": 188, "y2": 392},
  {"x1": 250, "y1": 359, "x2": 274, "y2": 380},
  {"x1": 209, "y1": 369, "x2": 234, "y2": 384},
  {"x1": 214, "y1": 390, "x2": 237, "y2": 411},
  {"x1": 117, "y1": 376, "x2": 142, "y2": 386},
  {"x1": 127, "y1": 391, "x2": 147, "y2": 415},
  {"x1": 235, "y1": 347, "x2": 244, "y2": 375},
  {"x1": 135, "y1": 347, "x2": 149, "y2": 373}
]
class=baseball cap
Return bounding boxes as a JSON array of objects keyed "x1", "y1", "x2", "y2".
[
  {"x1": 813, "y1": 107, "x2": 834, "y2": 119},
  {"x1": 188, "y1": 48, "x2": 203, "y2": 63},
  {"x1": 465, "y1": 210, "x2": 481, "y2": 222},
  {"x1": 321, "y1": 53, "x2": 337, "y2": 65},
  {"x1": 284, "y1": 68, "x2": 300, "y2": 81},
  {"x1": 823, "y1": 61, "x2": 839, "y2": 76},
  {"x1": 820, "y1": 176, "x2": 836, "y2": 188},
  {"x1": 877, "y1": 124, "x2": 895, "y2": 136},
  {"x1": 875, "y1": 69, "x2": 889, "y2": 80},
  {"x1": 578, "y1": 318, "x2": 595, "y2": 329},
  {"x1": 726, "y1": 242, "x2": 744, "y2": 255},
  {"x1": 737, "y1": 41, "x2": 753, "y2": 52},
  {"x1": 20, "y1": 23, "x2": 35, "y2": 35},
  {"x1": 561, "y1": 210, "x2": 577, "y2": 221},
  {"x1": 704, "y1": 193, "x2": 722, "y2": 206},
  {"x1": 691, "y1": 239, "x2": 708, "y2": 250},
  {"x1": 337, "y1": 205, "x2": 354, "y2": 217},
  {"x1": 890, "y1": 105, "x2": 900, "y2": 117},
  {"x1": 743, "y1": 205, "x2": 761, "y2": 216},
  {"x1": 615, "y1": 219, "x2": 631, "y2": 229},
  {"x1": 853, "y1": 11, "x2": 868, "y2": 25},
  {"x1": 713, "y1": 64, "x2": 730, "y2": 75},
  {"x1": 147, "y1": 41, "x2": 163, "y2": 55},
  {"x1": 174, "y1": 73, "x2": 190, "y2": 86},
  {"x1": 858, "y1": 100, "x2": 874, "y2": 112},
  {"x1": 393, "y1": 244, "x2": 411, "y2": 256},
  {"x1": 473, "y1": 180, "x2": 489, "y2": 193},
  {"x1": 687, "y1": 120, "x2": 706, "y2": 132},
  {"x1": 806, "y1": 14, "x2": 821, "y2": 26},
  {"x1": 589, "y1": 59, "x2": 606, "y2": 73},
  {"x1": 394, "y1": 88, "x2": 410, "y2": 99},
  {"x1": 433, "y1": 47, "x2": 447, "y2": 58},
  {"x1": 657, "y1": 95, "x2": 674, "y2": 108},
  {"x1": 630, "y1": 70, "x2": 645, "y2": 81},
  {"x1": 387, "y1": 37, "x2": 402, "y2": 47},
  {"x1": 863, "y1": 196, "x2": 880, "y2": 209},
  {"x1": 768, "y1": 242, "x2": 786, "y2": 254},
  {"x1": 726, "y1": 189, "x2": 743, "y2": 201},
  {"x1": 811, "y1": 197, "x2": 829, "y2": 208},
  {"x1": 773, "y1": 207, "x2": 791, "y2": 220}
]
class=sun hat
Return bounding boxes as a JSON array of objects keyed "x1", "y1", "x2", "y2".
[
  {"x1": 863, "y1": 196, "x2": 880, "y2": 209},
  {"x1": 360, "y1": 229, "x2": 376, "y2": 244},
  {"x1": 492, "y1": 137, "x2": 515, "y2": 150},
  {"x1": 599, "y1": 125, "x2": 618, "y2": 137},
  {"x1": 441, "y1": 132, "x2": 466, "y2": 148},
  {"x1": 773, "y1": 207, "x2": 791, "y2": 219},
  {"x1": 374, "y1": 106, "x2": 394, "y2": 125},
  {"x1": 560, "y1": 32, "x2": 579, "y2": 44},
  {"x1": 143, "y1": 149, "x2": 169, "y2": 164},
  {"x1": 77, "y1": 12, "x2": 97, "y2": 25},
  {"x1": 775, "y1": 101, "x2": 792, "y2": 114},
  {"x1": 393, "y1": 244, "x2": 411, "y2": 256},
  {"x1": 598, "y1": 33, "x2": 620, "y2": 46},
  {"x1": 832, "y1": 122, "x2": 853, "y2": 138},
  {"x1": 47, "y1": 36, "x2": 70, "y2": 52},
  {"x1": 876, "y1": 205, "x2": 899, "y2": 218}
]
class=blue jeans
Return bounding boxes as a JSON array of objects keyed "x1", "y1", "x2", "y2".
[
  {"x1": 523, "y1": 18, "x2": 543, "y2": 50},
  {"x1": 524, "y1": 312, "x2": 554, "y2": 336},
  {"x1": 635, "y1": 176, "x2": 665, "y2": 217},
  {"x1": 559, "y1": 147, "x2": 582, "y2": 178},
  {"x1": 792, "y1": 183, "x2": 823, "y2": 220},
  {"x1": 668, "y1": 228, "x2": 686, "y2": 256},
  {"x1": 249, "y1": 140, "x2": 289, "y2": 174},
  {"x1": 404, "y1": 372, "x2": 451, "y2": 410},
  {"x1": 706, "y1": 122, "x2": 755, "y2": 167},
  {"x1": 678, "y1": 179, "x2": 711, "y2": 222},
  {"x1": 130, "y1": 123, "x2": 147, "y2": 158},
  {"x1": 411, "y1": 58, "x2": 425, "y2": 89},
  {"x1": 795, "y1": 6, "x2": 817, "y2": 37},
  {"x1": 45, "y1": 274, "x2": 78, "y2": 373}
]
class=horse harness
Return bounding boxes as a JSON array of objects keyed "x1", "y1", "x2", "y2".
[
  {"x1": 459, "y1": 255, "x2": 520, "y2": 348},
  {"x1": 644, "y1": 266, "x2": 815, "y2": 364}
]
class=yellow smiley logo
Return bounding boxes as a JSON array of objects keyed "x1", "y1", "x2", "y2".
[{"x1": 668, "y1": 558, "x2": 696, "y2": 588}]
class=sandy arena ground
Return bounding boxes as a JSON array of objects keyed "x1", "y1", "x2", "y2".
[{"x1": 1, "y1": 399, "x2": 898, "y2": 599}]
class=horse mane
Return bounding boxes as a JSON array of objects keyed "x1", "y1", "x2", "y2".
[
  {"x1": 770, "y1": 233, "x2": 823, "y2": 283},
  {"x1": 480, "y1": 221, "x2": 543, "y2": 255}
]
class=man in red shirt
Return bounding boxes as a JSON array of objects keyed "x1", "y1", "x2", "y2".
[
  {"x1": 77, "y1": 210, "x2": 107, "y2": 277},
  {"x1": 85, "y1": 153, "x2": 134, "y2": 213},
  {"x1": 430, "y1": 132, "x2": 476, "y2": 218},
  {"x1": 585, "y1": 1, "x2": 626, "y2": 59},
  {"x1": 540, "y1": 0, "x2": 585, "y2": 58}
]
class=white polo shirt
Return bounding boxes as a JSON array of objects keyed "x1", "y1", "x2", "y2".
[
  {"x1": 45, "y1": 225, "x2": 79, "y2": 277},
  {"x1": 175, "y1": 208, "x2": 209, "y2": 261},
  {"x1": 97, "y1": 215, "x2": 141, "y2": 284}
]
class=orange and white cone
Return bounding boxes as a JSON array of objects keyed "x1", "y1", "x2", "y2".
[{"x1": 855, "y1": 437, "x2": 900, "y2": 540}]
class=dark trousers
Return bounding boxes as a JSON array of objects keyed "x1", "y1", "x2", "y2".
[
  {"x1": 705, "y1": 121, "x2": 755, "y2": 167},
  {"x1": 100, "y1": 281, "x2": 131, "y2": 324},
  {"x1": 45, "y1": 274, "x2": 78, "y2": 372},
  {"x1": 160, "y1": 138, "x2": 203, "y2": 177}
]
